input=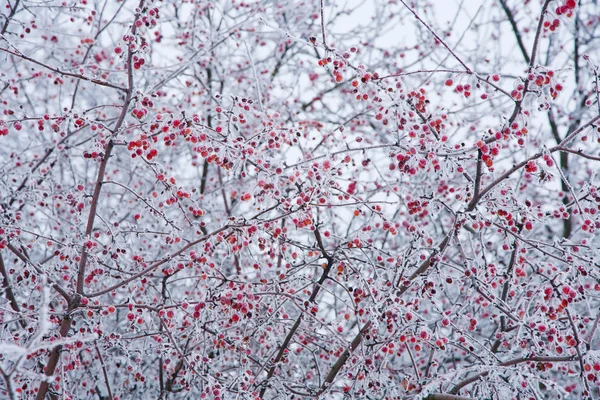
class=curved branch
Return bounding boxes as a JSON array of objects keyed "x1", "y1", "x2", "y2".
[{"x1": 449, "y1": 355, "x2": 577, "y2": 395}]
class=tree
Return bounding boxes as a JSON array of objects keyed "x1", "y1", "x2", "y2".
[{"x1": 1, "y1": 0, "x2": 600, "y2": 398}]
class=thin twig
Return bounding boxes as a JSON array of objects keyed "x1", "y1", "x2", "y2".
[
  {"x1": 0, "y1": 47, "x2": 127, "y2": 92},
  {"x1": 319, "y1": 0, "x2": 327, "y2": 48},
  {"x1": 0, "y1": 252, "x2": 26, "y2": 328},
  {"x1": 94, "y1": 342, "x2": 113, "y2": 400},
  {"x1": 497, "y1": 0, "x2": 531, "y2": 64},
  {"x1": 398, "y1": 0, "x2": 471, "y2": 72},
  {"x1": 243, "y1": 40, "x2": 264, "y2": 112}
]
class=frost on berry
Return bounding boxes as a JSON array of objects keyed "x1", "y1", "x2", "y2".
[{"x1": 1, "y1": 1, "x2": 599, "y2": 399}]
